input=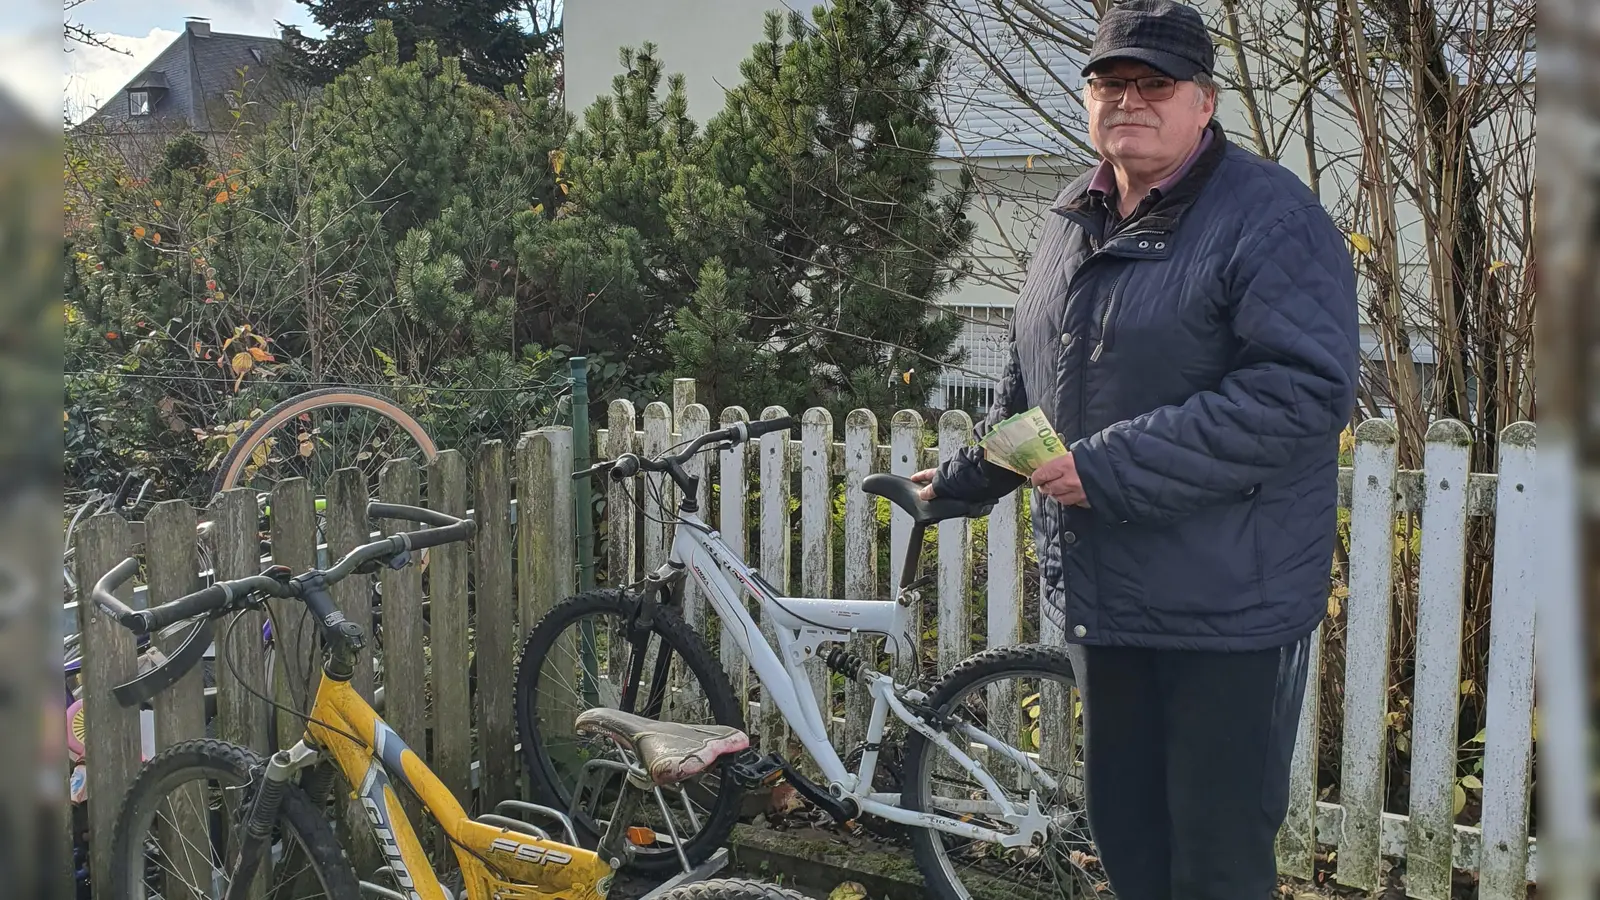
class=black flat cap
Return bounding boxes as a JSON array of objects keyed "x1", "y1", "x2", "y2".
[{"x1": 1081, "y1": 0, "x2": 1215, "y2": 80}]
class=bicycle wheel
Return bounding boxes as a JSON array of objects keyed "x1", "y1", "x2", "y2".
[
  {"x1": 110, "y1": 738, "x2": 360, "y2": 899},
  {"x1": 211, "y1": 388, "x2": 438, "y2": 498},
  {"x1": 513, "y1": 589, "x2": 744, "y2": 875},
  {"x1": 901, "y1": 645, "x2": 1102, "y2": 900},
  {"x1": 652, "y1": 878, "x2": 815, "y2": 900}
]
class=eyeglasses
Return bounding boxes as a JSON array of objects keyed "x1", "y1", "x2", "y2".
[{"x1": 1086, "y1": 75, "x2": 1180, "y2": 102}]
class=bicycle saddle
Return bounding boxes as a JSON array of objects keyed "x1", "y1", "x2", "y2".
[
  {"x1": 574, "y1": 708, "x2": 750, "y2": 787},
  {"x1": 861, "y1": 473, "x2": 995, "y2": 527}
]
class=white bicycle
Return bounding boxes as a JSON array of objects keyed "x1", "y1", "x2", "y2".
[{"x1": 513, "y1": 416, "x2": 1097, "y2": 900}]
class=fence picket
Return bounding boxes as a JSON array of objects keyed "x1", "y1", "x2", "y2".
[
  {"x1": 1407, "y1": 420, "x2": 1474, "y2": 898},
  {"x1": 1337, "y1": 418, "x2": 1401, "y2": 892},
  {"x1": 267, "y1": 479, "x2": 319, "y2": 752},
  {"x1": 937, "y1": 411, "x2": 973, "y2": 679},
  {"x1": 985, "y1": 472, "x2": 1022, "y2": 760},
  {"x1": 888, "y1": 410, "x2": 924, "y2": 685},
  {"x1": 428, "y1": 449, "x2": 473, "y2": 819},
  {"x1": 1277, "y1": 621, "x2": 1324, "y2": 881},
  {"x1": 842, "y1": 409, "x2": 880, "y2": 750},
  {"x1": 519, "y1": 430, "x2": 577, "y2": 756},
  {"x1": 474, "y1": 441, "x2": 518, "y2": 810},
  {"x1": 325, "y1": 470, "x2": 375, "y2": 702},
  {"x1": 606, "y1": 400, "x2": 638, "y2": 591},
  {"x1": 643, "y1": 402, "x2": 674, "y2": 573},
  {"x1": 144, "y1": 500, "x2": 206, "y2": 752},
  {"x1": 718, "y1": 406, "x2": 751, "y2": 716},
  {"x1": 801, "y1": 408, "x2": 836, "y2": 742},
  {"x1": 679, "y1": 404, "x2": 712, "y2": 630},
  {"x1": 141, "y1": 500, "x2": 212, "y2": 900},
  {"x1": 213, "y1": 487, "x2": 271, "y2": 751},
  {"x1": 1479, "y1": 422, "x2": 1537, "y2": 900},
  {"x1": 378, "y1": 460, "x2": 427, "y2": 827},
  {"x1": 758, "y1": 405, "x2": 793, "y2": 751},
  {"x1": 75, "y1": 514, "x2": 140, "y2": 899}
]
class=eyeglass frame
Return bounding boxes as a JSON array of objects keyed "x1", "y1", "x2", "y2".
[{"x1": 1085, "y1": 74, "x2": 1185, "y2": 103}]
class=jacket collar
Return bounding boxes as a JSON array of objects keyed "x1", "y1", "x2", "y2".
[{"x1": 1051, "y1": 119, "x2": 1229, "y2": 247}]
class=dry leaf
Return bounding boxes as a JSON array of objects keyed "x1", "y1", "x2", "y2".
[
  {"x1": 215, "y1": 190, "x2": 230, "y2": 204},
  {"x1": 829, "y1": 883, "x2": 867, "y2": 900},
  {"x1": 1347, "y1": 232, "x2": 1373, "y2": 254},
  {"x1": 248, "y1": 346, "x2": 275, "y2": 362},
  {"x1": 230, "y1": 351, "x2": 255, "y2": 377}
]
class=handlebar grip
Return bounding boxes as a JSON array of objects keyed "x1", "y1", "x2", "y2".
[
  {"x1": 745, "y1": 417, "x2": 798, "y2": 439},
  {"x1": 142, "y1": 584, "x2": 233, "y2": 632},
  {"x1": 368, "y1": 502, "x2": 465, "y2": 529},
  {"x1": 403, "y1": 518, "x2": 477, "y2": 552},
  {"x1": 609, "y1": 454, "x2": 641, "y2": 480}
]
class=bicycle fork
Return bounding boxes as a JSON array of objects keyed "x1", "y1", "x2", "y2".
[{"x1": 222, "y1": 741, "x2": 322, "y2": 900}]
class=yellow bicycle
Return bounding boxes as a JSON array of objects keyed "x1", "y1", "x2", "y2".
[{"x1": 90, "y1": 501, "x2": 780, "y2": 900}]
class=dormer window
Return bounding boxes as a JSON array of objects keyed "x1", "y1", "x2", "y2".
[{"x1": 124, "y1": 70, "x2": 169, "y2": 118}]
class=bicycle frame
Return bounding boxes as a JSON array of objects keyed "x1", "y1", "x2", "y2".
[
  {"x1": 289, "y1": 671, "x2": 614, "y2": 900},
  {"x1": 663, "y1": 510, "x2": 1057, "y2": 849}
]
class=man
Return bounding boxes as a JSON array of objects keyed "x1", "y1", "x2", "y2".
[{"x1": 910, "y1": 1, "x2": 1360, "y2": 897}]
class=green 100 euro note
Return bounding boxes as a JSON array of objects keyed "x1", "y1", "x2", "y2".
[{"x1": 978, "y1": 407, "x2": 1068, "y2": 476}]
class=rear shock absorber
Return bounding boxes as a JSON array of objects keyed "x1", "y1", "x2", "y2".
[{"x1": 824, "y1": 647, "x2": 867, "y2": 680}]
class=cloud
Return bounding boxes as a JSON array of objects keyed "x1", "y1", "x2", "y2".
[{"x1": 63, "y1": 28, "x2": 181, "y2": 125}]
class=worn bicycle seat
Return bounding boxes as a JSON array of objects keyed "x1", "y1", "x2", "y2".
[
  {"x1": 574, "y1": 708, "x2": 750, "y2": 787},
  {"x1": 861, "y1": 473, "x2": 995, "y2": 527}
]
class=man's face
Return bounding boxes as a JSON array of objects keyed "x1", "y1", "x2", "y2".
[{"x1": 1086, "y1": 60, "x2": 1214, "y2": 168}]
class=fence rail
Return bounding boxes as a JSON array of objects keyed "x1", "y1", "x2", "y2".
[{"x1": 67, "y1": 383, "x2": 1539, "y2": 900}]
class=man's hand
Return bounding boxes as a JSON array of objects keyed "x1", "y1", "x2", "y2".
[
  {"x1": 910, "y1": 467, "x2": 938, "y2": 500},
  {"x1": 1031, "y1": 451, "x2": 1090, "y2": 507}
]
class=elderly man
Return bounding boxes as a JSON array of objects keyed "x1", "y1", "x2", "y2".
[{"x1": 911, "y1": 0, "x2": 1360, "y2": 897}]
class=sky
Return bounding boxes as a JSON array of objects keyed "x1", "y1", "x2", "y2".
[{"x1": 52, "y1": 0, "x2": 323, "y2": 124}]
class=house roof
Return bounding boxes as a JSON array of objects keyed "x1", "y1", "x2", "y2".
[
  {"x1": 76, "y1": 20, "x2": 287, "y2": 134},
  {"x1": 931, "y1": 0, "x2": 1094, "y2": 160}
]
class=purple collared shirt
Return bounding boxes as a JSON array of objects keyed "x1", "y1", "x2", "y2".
[{"x1": 1088, "y1": 127, "x2": 1213, "y2": 209}]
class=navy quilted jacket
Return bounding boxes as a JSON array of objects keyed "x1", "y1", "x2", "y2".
[{"x1": 934, "y1": 123, "x2": 1360, "y2": 651}]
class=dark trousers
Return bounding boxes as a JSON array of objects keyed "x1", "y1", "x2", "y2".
[{"x1": 1078, "y1": 634, "x2": 1312, "y2": 900}]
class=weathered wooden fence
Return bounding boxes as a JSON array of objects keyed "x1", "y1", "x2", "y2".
[{"x1": 69, "y1": 383, "x2": 1539, "y2": 900}]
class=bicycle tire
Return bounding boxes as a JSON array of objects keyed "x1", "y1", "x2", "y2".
[
  {"x1": 211, "y1": 387, "x2": 438, "y2": 497},
  {"x1": 110, "y1": 737, "x2": 360, "y2": 899},
  {"x1": 900, "y1": 644, "x2": 1098, "y2": 900},
  {"x1": 651, "y1": 878, "x2": 815, "y2": 900},
  {"x1": 513, "y1": 589, "x2": 745, "y2": 876}
]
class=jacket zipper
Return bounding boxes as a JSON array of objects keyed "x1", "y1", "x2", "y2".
[{"x1": 1089, "y1": 275, "x2": 1123, "y2": 362}]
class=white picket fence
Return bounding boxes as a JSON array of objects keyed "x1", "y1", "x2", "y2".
[{"x1": 589, "y1": 382, "x2": 1538, "y2": 900}]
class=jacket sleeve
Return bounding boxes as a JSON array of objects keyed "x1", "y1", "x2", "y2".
[
  {"x1": 1070, "y1": 203, "x2": 1360, "y2": 525},
  {"x1": 932, "y1": 326, "x2": 1028, "y2": 503}
]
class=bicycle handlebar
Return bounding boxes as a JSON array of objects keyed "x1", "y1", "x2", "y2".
[
  {"x1": 90, "y1": 501, "x2": 476, "y2": 638},
  {"x1": 572, "y1": 416, "x2": 799, "y2": 483}
]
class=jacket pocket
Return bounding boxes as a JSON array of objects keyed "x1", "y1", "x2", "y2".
[{"x1": 1128, "y1": 489, "x2": 1266, "y2": 614}]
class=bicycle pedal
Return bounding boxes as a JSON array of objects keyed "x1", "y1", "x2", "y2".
[{"x1": 729, "y1": 750, "x2": 786, "y2": 788}]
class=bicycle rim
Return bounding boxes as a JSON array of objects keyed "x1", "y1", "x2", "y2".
[{"x1": 212, "y1": 388, "x2": 437, "y2": 498}]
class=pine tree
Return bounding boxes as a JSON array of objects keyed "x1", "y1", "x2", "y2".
[
  {"x1": 669, "y1": 0, "x2": 977, "y2": 418},
  {"x1": 281, "y1": 2, "x2": 560, "y2": 90}
]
